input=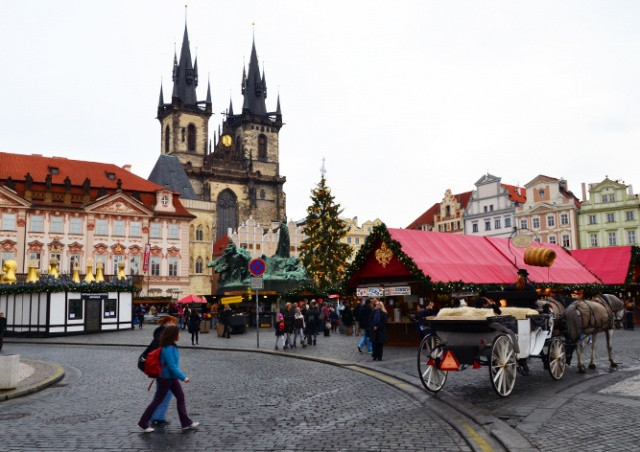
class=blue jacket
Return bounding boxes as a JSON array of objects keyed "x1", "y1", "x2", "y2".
[{"x1": 160, "y1": 345, "x2": 187, "y2": 381}]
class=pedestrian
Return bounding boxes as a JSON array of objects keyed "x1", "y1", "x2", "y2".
[
  {"x1": 353, "y1": 300, "x2": 362, "y2": 335},
  {"x1": 210, "y1": 301, "x2": 219, "y2": 327},
  {"x1": 0, "y1": 312, "x2": 6, "y2": 351},
  {"x1": 330, "y1": 307, "x2": 339, "y2": 332},
  {"x1": 177, "y1": 305, "x2": 184, "y2": 329},
  {"x1": 304, "y1": 300, "x2": 320, "y2": 346},
  {"x1": 136, "y1": 304, "x2": 145, "y2": 330},
  {"x1": 188, "y1": 309, "x2": 201, "y2": 345},
  {"x1": 274, "y1": 313, "x2": 286, "y2": 349},
  {"x1": 138, "y1": 325, "x2": 199, "y2": 432},
  {"x1": 220, "y1": 304, "x2": 232, "y2": 339},
  {"x1": 341, "y1": 301, "x2": 354, "y2": 336},
  {"x1": 293, "y1": 306, "x2": 306, "y2": 348},
  {"x1": 370, "y1": 301, "x2": 388, "y2": 361},
  {"x1": 321, "y1": 302, "x2": 331, "y2": 337},
  {"x1": 357, "y1": 298, "x2": 373, "y2": 353},
  {"x1": 140, "y1": 315, "x2": 178, "y2": 427},
  {"x1": 282, "y1": 302, "x2": 295, "y2": 349}
]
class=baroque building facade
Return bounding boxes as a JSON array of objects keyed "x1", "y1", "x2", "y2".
[
  {"x1": 149, "y1": 23, "x2": 287, "y2": 296},
  {"x1": 577, "y1": 177, "x2": 640, "y2": 248},
  {"x1": 463, "y1": 174, "x2": 526, "y2": 238},
  {"x1": 515, "y1": 175, "x2": 580, "y2": 249},
  {"x1": 0, "y1": 152, "x2": 193, "y2": 297}
]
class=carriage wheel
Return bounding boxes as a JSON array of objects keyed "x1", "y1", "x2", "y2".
[
  {"x1": 417, "y1": 334, "x2": 447, "y2": 393},
  {"x1": 547, "y1": 337, "x2": 566, "y2": 381},
  {"x1": 489, "y1": 334, "x2": 517, "y2": 397}
]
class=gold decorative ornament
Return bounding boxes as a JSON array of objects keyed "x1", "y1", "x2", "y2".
[
  {"x1": 26, "y1": 259, "x2": 39, "y2": 283},
  {"x1": 1, "y1": 259, "x2": 18, "y2": 284},
  {"x1": 117, "y1": 260, "x2": 127, "y2": 281},
  {"x1": 95, "y1": 260, "x2": 105, "y2": 283},
  {"x1": 48, "y1": 257, "x2": 60, "y2": 279},
  {"x1": 511, "y1": 234, "x2": 533, "y2": 249},
  {"x1": 221, "y1": 134, "x2": 232, "y2": 147},
  {"x1": 84, "y1": 258, "x2": 95, "y2": 283},
  {"x1": 72, "y1": 262, "x2": 81, "y2": 283},
  {"x1": 375, "y1": 242, "x2": 393, "y2": 268}
]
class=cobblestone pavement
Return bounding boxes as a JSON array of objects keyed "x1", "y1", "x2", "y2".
[
  {"x1": 1, "y1": 342, "x2": 472, "y2": 451},
  {"x1": 6, "y1": 325, "x2": 640, "y2": 451}
]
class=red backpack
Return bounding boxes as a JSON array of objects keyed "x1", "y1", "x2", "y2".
[{"x1": 143, "y1": 347, "x2": 163, "y2": 379}]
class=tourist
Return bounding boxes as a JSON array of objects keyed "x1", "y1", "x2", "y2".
[
  {"x1": 282, "y1": 302, "x2": 295, "y2": 349},
  {"x1": 188, "y1": 309, "x2": 201, "y2": 345},
  {"x1": 341, "y1": 301, "x2": 354, "y2": 336},
  {"x1": 353, "y1": 300, "x2": 362, "y2": 335},
  {"x1": 220, "y1": 304, "x2": 232, "y2": 339},
  {"x1": 357, "y1": 299, "x2": 373, "y2": 353},
  {"x1": 275, "y1": 313, "x2": 286, "y2": 349},
  {"x1": 304, "y1": 300, "x2": 320, "y2": 346},
  {"x1": 293, "y1": 306, "x2": 306, "y2": 348},
  {"x1": 138, "y1": 325, "x2": 199, "y2": 432},
  {"x1": 321, "y1": 301, "x2": 331, "y2": 337},
  {"x1": 370, "y1": 301, "x2": 388, "y2": 361},
  {"x1": 136, "y1": 304, "x2": 145, "y2": 330}
]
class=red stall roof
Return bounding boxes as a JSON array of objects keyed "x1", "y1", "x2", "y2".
[{"x1": 571, "y1": 246, "x2": 633, "y2": 285}]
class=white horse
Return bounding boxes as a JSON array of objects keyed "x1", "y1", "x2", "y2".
[{"x1": 565, "y1": 294, "x2": 625, "y2": 373}]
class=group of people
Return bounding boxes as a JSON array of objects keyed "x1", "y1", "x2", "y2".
[{"x1": 355, "y1": 298, "x2": 389, "y2": 361}]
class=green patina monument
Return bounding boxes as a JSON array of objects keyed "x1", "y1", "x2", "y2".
[{"x1": 208, "y1": 219, "x2": 310, "y2": 294}]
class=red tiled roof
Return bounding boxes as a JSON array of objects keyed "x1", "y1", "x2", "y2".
[
  {"x1": 212, "y1": 235, "x2": 230, "y2": 257},
  {"x1": 456, "y1": 191, "x2": 473, "y2": 209},
  {"x1": 501, "y1": 184, "x2": 526, "y2": 204},
  {"x1": 407, "y1": 202, "x2": 439, "y2": 230},
  {"x1": 0, "y1": 151, "x2": 193, "y2": 218}
]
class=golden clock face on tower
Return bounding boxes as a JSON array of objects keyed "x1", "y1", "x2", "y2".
[{"x1": 221, "y1": 134, "x2": 232, "y2": 147}]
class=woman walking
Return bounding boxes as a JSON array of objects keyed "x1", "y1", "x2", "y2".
[
  {"x1": 370, "y1": 301, "x2": 388, "y2": 361},
  {"x1": 138, "y1": 326, "x2": 199, "y2": 432},
  {"x1": 188, "y1": 309, "x2": 201, "y2": 345}
]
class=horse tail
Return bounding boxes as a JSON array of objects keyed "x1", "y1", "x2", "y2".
[{"x1": 565, "y1": 304, "x2": 581, "y2": 342}]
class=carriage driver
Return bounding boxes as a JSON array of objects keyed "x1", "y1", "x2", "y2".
[{"x1": 506, "y1": 268, "x2": 536, "y2": 292}]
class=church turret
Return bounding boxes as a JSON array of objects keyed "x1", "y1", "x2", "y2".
[{"x1": 242, "y1": 39, "x2": 268, "y2": 116}]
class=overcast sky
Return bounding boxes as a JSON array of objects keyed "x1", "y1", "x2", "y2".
[{"x1": 2, "y1": 1, "x2": 640, "y2": 228}]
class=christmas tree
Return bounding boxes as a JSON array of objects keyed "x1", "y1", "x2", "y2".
[{"x1": 299, "y1": 175, "x2": 352, "y2": 291}]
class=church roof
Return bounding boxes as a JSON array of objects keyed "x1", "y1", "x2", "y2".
[
  {"x1": 241, "y1": 39, "x2": 268, "y2": 116},
  {"x1": 148, "y1": 155, "x2": 198, "y2": 200}
]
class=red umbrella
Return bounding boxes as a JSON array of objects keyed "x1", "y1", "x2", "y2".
[{"x1": 176, "y1": 294, "x2": 206, "y2": 304}]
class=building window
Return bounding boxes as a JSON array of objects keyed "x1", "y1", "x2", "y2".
[
  {"x1": 560, "y1": 213, "x2": 569, "y2": 225},
  {"x1": 70, "y1": 217, "x2": 82, "y2": 234},
  {"x1": 50, "y1": 253, "x2": 61, "y2": 270},
  {"x1": 483, "y1": 206, "x2": 488, "y2": 213},
  {"x1": 484, "y1": 221, "x2": 491, "y2": 231},
  {"x1": 562, "y1": 235, "x2": 570, "y2": 248},
  {"x1": 69, "y1": 254, "x2": 82, "y2": 273},
  {"x1": 355, "y1": 237, "x2": 360, "y2": 245},
  {"x1": 104, "y1": 299, "x2": 117, "y2": 318},
  {"x1": 608, "y1": 232, "x2": 617, "y2": 246},
  {"x1": 588, "y1": 215, "x2": 596, "y2": 225},
  {"x1": 150, "y1": 222, "x2": 162, "y2": 238},
  {"x1": 546, "y1": 215, "x2": 555, "y2": 227},
  {"x1": 95, "y1": 254, "x2": 106, "y2": 272},
  {"x1": 532, "y1": 218, "x2": 540, "y2": 229},
  {"x1": 504, "y1": 217, "x2": 511, "y2": 228},
  {"x1": 68, "y1": 299, "x2": 83, "y2": 320},
  {"x1": 1, "y1": 251, "x2": 15, "y2": 268},
  {"x1": 50, "y1": 216, "x2": 63, "y2": 234},
  {"x1": 489, "y1": 205, "x2": 494, "y2": 212},
  {"x1": 626, "y1": 211, "x2": 635, "y2": 221},
  {"x1": 130, "y1": 221, "x2": 141, "y2": 237},
  {"x1": 590, "y1": 234, "x2": 598, "y2": 247},
  {"x1": 96, "y1": 219, "x2": 108, "y2": 235},
  {"x1": 347, "y1": 237, "x2": 352, "y2": 244},
  {"x1": 150, "y1": 257, "x2": 161, "y2": 276},
  {"x1": 2, "y1": 213, "x2": 16, "y2": 231},
  {"x1": 164, "y1": 125, "x2": 170, "y2": 153},
  {"x1": 187, "y1": 124, "x2": 196, "y2": 151},
  {"x1": 168, "y1": 257, "x2": 178, "y2": 276},
  {"x1": 494, "y1": 218, "x2": 501, "y2": 230},
  {"x1": 168, "y1": 224, "x2": 179, "y2": 239},
  {"x1": 602, "y1": 194, "x2": 615, "y2": 203},
  {"x1": 606, "y1": 213, "x2": 615, "y2": 223},
  {"x1": 520, "y1": 219, "x2": 527, "y2": 230},
  {"x1": 258, "y1": 134, "x2": 267, "y2": 160},
  {"x1": 113, "y1": 220, "x2": 124, "y2": 236},
  {"x1": 472, "y1": 223, "x2": 478, "y2": 233},
  {"x1": 112, "y1": 254, "x2": 124, "y2": 275},
  {"x1": 195, "y1": 225, "x2": 203, "y2": 241},
  {"x1": 195, "y1": 257, "x2": 203, "y2": 274},
  {"x1": 628, "y1": 230, "x2": 636, "y2": 245},
  {"x1": 30, "y1": 252, "x2": 41, "y2": 266},
  {"x1": 129, "y1": 255, "x2": 141, "y2": 275},
  {"x1": 31, "y1": 215, "x2": 43, "y2": 232}
]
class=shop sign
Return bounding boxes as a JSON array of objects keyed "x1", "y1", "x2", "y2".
[
  {"x1": 385, "y1": 286, "x2": 411, "y2": 296},
  {"x1": 357, "y1": 287, "x2": 384, "y2": 297}
]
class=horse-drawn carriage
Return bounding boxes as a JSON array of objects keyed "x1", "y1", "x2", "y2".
[{"x1": 417, "y1": 290, "x2": 567, "y2": 397}]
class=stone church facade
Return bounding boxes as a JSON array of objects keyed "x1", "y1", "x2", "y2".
[{"x1": 149, "y1": 23, "x2": 287, "y2": 296}]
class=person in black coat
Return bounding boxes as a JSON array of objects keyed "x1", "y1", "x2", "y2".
[
  {"x1": 304, "y1": 301, "x2": 320, "y2": 346},
  {"x1": 220, "y1": 305, "x2": 232, "y2": 339},
  {"x1": 370, "y1": 301, "x2": 388, "y2": 361},
  {"x1": 357, "y1": 299, "x2": 373, "y2": 353},
  {"x1": 341, "y1": 302, "x2": 355, "y2": 336},
  {"x1": 281, "y1": 302, "x2": 296, "y2": 349},
  {"x1": 188, "y1": 310, "x2": 201, "y2": 345},
  {"x1": 353, "y1": 302, "x2": 362, "y2": 335}
]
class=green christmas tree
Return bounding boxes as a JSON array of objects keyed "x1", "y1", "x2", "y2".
[{"x1": 299, "y1": 175, "x2": 353, "y2": 290}]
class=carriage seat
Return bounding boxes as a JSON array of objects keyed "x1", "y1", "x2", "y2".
[{"x1": 435, "y1": 306, "x2": 539, "y2": 321}]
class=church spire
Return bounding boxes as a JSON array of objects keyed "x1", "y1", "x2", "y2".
[
  {"x1": 242, "y1": 37, "x2": 268, "y2": 116},
  {"x1": 171, "y1": 23, "x2": 198, "y2": 106}
]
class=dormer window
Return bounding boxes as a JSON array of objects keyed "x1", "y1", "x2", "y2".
[
  {"x1": 161, "y1": 195, "x2": 169, "y2": 207},
  {"x1": 105, "y1": 172, "x2": 116, "y2": 180},
  {"x1": 49, "y1": 167, "x2": 59, "y2": 175}
]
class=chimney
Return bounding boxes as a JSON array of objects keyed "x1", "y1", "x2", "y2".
[
  {"x1": 581, "y1": 183, "x2": 587, "y2": 202},
  {"x1": 122, "y1": 164, "x2": 132, "y2": 172},
  {"x1": 629, "y1": 184, "x2": 634, "y2": 196}
]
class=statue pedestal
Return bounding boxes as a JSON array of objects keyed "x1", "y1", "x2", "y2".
[{"x1": 0, "y1": 354, "x2": 20, "y2": 389}]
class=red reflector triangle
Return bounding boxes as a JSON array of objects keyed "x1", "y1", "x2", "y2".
[
  {"x1": 439, "y1": 350, "x2": 460, "y2": 371},
  {"x1": 426, "y1": 358, "x2": 434, "y2": 367},
  {"x1": 473, "y1": 360, "x2": 481, "y2": 369}
]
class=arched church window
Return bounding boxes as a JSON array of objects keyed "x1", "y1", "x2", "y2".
[
  {"x1": 217, "y1": 189, "x2": 238, "y2": 240},
  {"x1": 164, "y1": 126, "x2": 170, "y2": 153},
  {"x1": 258, "y1": 134, "x2": 267, "y2": 160},
  {"x1": 195, "y1": 256, "x2": 203, "y2": 274},
  {"x1": 187, "y1": 124, "x2": 196, "y2": 152},
  {"x1": 196, "y1": 225, "x2": 203, "y2": 241}
]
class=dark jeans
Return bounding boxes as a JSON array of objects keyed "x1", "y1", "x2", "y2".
[
  {"x1": 191, "y1": 330, "x2": 199, "y2": 344},
  {"x1": 372, "y1": 341, "x2": 384, "y2": 360},
  {"x1": 139, "y1": 378, "x2": 192, "y2": 429}
]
